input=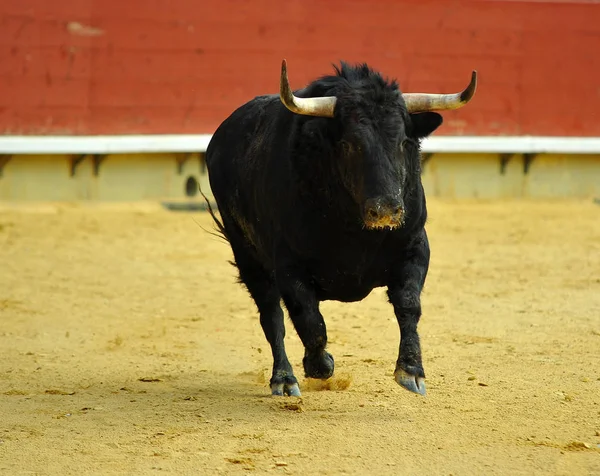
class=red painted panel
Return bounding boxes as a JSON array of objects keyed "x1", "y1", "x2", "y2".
[
  {"x1": 0, "y1": 0, "x2": 599, "y2": 136},
  {"x1": 0, "y1": 107, "x2": 89, "y2": 134},
  {"x1": 0, "y1": 76, "x2": 89, "y2": 107},
  {"x1": 0, "y1": 45, "x2": 92, "y2": 79}
]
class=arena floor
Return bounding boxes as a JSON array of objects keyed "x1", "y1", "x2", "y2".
[{"x1": 1, "y1": 199, "x2": 599, "y2": 475}]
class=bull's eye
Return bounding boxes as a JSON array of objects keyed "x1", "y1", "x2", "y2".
[
  {"x1": 400, "y1": 139, "x2": 409, "y2": 153},
  {"x1": 341, "y1": 140, "x2": 361, "y2": 156}
]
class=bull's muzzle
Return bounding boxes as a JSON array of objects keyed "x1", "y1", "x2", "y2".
[{"x1": 363, "y1": 197, "x2": 404, "y2": 229}]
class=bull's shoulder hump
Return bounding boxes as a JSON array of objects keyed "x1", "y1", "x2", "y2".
[
  {"x1": 217, "y1": 94, "x2": 279, "y2": 126},
  {"x1": 253, "y1": 94, "x2": 279, "y2": 102},
  {"x1": 239, "y1": 94, "x2": 279, "y2": 112}
]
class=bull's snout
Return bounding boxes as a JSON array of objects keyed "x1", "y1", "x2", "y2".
[{"x1": 363, "y1": 197, "x2": 404, "y2": 229}]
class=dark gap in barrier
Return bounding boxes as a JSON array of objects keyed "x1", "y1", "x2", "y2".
[{"x1": 185, "y1": 176, "x2": 199, "y2": 197}]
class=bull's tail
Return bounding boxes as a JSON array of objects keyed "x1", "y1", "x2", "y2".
[{"x1": 198, "y1": 184, "x2": 229, "y2": 244}]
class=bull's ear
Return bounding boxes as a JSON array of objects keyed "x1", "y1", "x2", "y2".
[{"x1": 409, "y1": 112, "x2": 443, "y2": 139}]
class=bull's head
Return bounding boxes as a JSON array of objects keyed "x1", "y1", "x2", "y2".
[{"x1": 279, "y1": 59, "x2": 477, "y2": 229}]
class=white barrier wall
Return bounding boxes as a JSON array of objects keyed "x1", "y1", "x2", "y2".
[
  {"x1": 1, "y1": 136, "x2": 599, "y2": 201},
  {"x1": 1, "y1": 152, "x2": 599, "y2": 202}
]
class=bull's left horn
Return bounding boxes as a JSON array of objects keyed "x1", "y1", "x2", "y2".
[
  {"x1": 279, "y1": 59, "x2": 337, "y2": 118},
  {"x1": 402, "y1": 70, "x2": 478, "y2": 113}
]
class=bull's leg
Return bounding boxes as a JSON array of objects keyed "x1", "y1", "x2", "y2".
[
  {"x1": 387, "y1": 229, "x2": 430, "y2": 396},
  {"x1": 277, "y1": 271, "x2": 334, "y2": 380},
  {"x1": 255, "y1": 287, "x2": 300, "y2": 397},
  {"x1": 238, "y1": 268, "x2": 300, "y2": 397},
  {"x1": 226, "y1": 233, "x2": 300, "y2": 396}
]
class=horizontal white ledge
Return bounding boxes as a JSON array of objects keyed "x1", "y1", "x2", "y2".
[
  {"x1": 0, "y1": 134, "x2": 600, "y2": 155},
  {"x1": 420, "y1": 136, "x2": 600, "y2": 154},
  {"x1": 0, "y1": 135, "x2": 213, "y2": 155}
]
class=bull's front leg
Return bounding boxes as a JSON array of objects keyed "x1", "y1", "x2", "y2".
[
  {"x1": 387, "y1": 229, "x2": 430, "y2": 396},
  {"x1": 276, "y1": 267, "x2": 335, "y2": 382}
]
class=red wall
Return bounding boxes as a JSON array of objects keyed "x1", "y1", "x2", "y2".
[{"x1": 0, "y1": 0, "x2": 599, "y2": 136}]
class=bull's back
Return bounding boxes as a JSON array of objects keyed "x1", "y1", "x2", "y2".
[{"x1": 206, "y1": 94, "x2": 287, "y2": 265}]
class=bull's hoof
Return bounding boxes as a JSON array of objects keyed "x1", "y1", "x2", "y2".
[
  {"x1": 394, "y1": 368, "x2": 426, "y2": 396},
  {"x1": 271, "y1": 382, "x2": 301, "y2": 397},
  {"x1": 270, "y1": 370, "x2": 300, "y2": 396},
  {"x1": 303, "y1": 351, "x2": 335, "y2": 379}
]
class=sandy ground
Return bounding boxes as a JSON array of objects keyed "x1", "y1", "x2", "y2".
[{"x1": 1, "y1": 199, "x2": 599, "y2": 475}]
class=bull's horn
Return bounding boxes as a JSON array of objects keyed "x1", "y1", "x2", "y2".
[
  {"x1": 279, "y1": 59, "x2": 337, "y2": 118},
  {"x1": 403, "y1": 71, "x2": 478, "y2": 113}
]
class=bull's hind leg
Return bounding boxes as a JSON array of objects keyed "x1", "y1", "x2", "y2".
[
  {"x1": 277, "y1": 270, "x2": 335, "y2": 380},
  {"x1": 255, "y1": 286, "x2": 300, "y2": 397},
  {"x1": 387, "y1": 229, "x2": 430, "y2": 396},
  {"x1": 232, "y1": 249, "x2": 300, "y2": 396}
]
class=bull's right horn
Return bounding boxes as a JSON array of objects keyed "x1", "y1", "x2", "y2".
[
  {"x1": 280, "y1": 59, "x2": 337, "y2": 118},
  {"x1": 402, "y1": 71, "x2": 478, "y2": 113}
]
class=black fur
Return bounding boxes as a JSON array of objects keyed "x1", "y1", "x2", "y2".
[{"x1": 205, "y1": 62, "x2": 443, "y2": 395}]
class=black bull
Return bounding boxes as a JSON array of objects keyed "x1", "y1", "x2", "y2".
[{"x1": 205, "y1": 60, "x2": 477, "y2": 397}]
